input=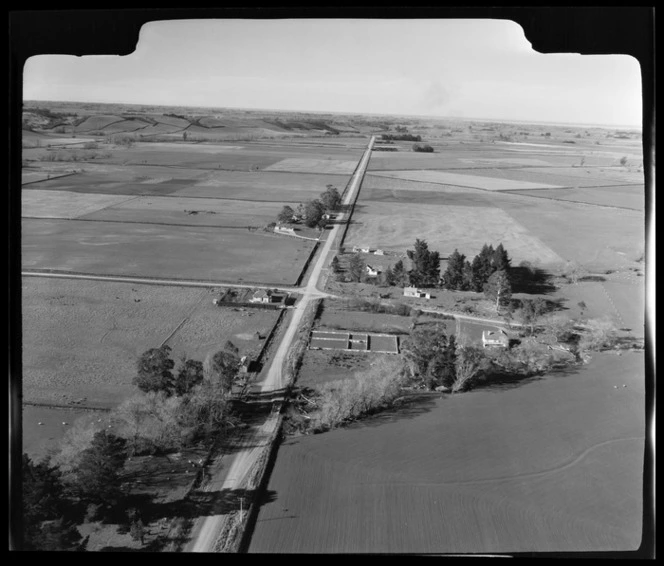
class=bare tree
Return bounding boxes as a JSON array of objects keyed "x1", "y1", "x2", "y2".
[{"x1": 452, "y1": 345, "x2": 485, "y2": 393}]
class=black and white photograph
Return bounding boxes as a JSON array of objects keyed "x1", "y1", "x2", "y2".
[{"x1": 10, "y1": 9, "x2": 654, "y2": 555}]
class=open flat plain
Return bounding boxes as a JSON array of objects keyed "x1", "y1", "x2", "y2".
[
  {"x1": 21, "y1": 105, "x2": 646, "y2": 553},
  {"x1": 21, "y1": 107, "x2": 367, "y2": 458}
]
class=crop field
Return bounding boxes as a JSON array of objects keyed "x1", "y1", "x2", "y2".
[
  {"x1": 176, "y1": 171, "x2": 350, "y2": 202},
  {"x1": 134, "y1": 123, "x2": 185, "y2": 136},
  {"x1": 369, "y1": 169, "x2": 564, "y2": 191},
  {"x1": 22, "y1": 218, "x2": 316, "y2": 284},
  {"x1": 368, "y1": 143, "x2": 637, "y2": 171},
  {"x1": 249, "y1": 351, "x2": 645, "y2": 553},
  {"x1": 350, "y1": 167, "x2": 644, "y2": 271},
  {"x1": 21, "y1": 277, "x2": 279, "y2": 407},
  {"x1": 74, "y1": 115, "x2": 124, "y2": 132},
  {"x1": 346, "y1": 201, "x2": 564, "y2": 265},
  {"x1": 507, "y1": 185, "x2": 644, "y2": 210},
  {"x1": 78, "y1": 195, "x2": 293, "y2": 228},
  {"x1": 499, "y1": 197, "x2": 644, "y2": 270},
  {"x1": 22, "y1": 190, "x2": 137, "y2": 219},
  {"x1": 264, "y1": 158, "x2": 360, "y2": 175},
  {"x1": 451, "y1": 165, "x2": 644, "y2": 187}
]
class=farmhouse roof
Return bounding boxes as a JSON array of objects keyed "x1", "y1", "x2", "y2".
[
  {"x1": 482, "y1": 329, "x2": 509, "y2": 345},
  {"x1": 253, "y1": 289, "x2": 270, "y2": 299}
]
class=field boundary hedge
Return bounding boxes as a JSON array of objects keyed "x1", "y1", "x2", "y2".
[{"x1": 294, "y1": 241, "x2": 320, "y2": 287}]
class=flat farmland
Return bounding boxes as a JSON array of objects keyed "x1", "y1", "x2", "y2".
[
  {"x1": 368, "y1": 143, "x2": 635, "y2": 171},
  {"x1": 263, "y1": 158, "x2": 359, "y2": 175},
  {"x1": 22, "y1": 190, "x2": 137, "y2": 219},
  {"x1": 21, "y1": 277, "x2": 279, "y2": 407},
  {"x1": 175, "y1": 171, "x2": 351, "y2": 202},
  {"x1": 345, "y1": 201, "x2": 564, "y2": 265},
  {"x1": 22, "y1": 167, "x2": 209, "y2": 196},
  {"x1": 351, "y1": 174, "x2": 644, "y2": 271},
  {"x1": 78, "y1": 195, "x2": 293, "y2": 227},
  {"x1": 397, "y1": 165, "x2": 645, "y2": 190},
  {"x1": 370, "y1": 169, "x2": 563, "y2": 191},
  {"x1": 507, "y1": 185, "x2": 644, "y2": 211},
  {"x1": 499, "y1": 197, "x2": 644, "y2": 270},
  {"x1": 249, "y1": 351, "x2": 644, "y2": 553},
  {"x1": 22, "y1": 218, "x2": 316, "y2": 284}
]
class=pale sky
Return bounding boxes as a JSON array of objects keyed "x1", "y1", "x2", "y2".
[{"x1": 23, "y1": 19, "x2": 643, "y2": 127}]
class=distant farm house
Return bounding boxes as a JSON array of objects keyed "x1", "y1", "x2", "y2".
[
  {"x1": 250, "y1": 289, "x2": 289, "y2": 305},
  {"x1": 373, "y1": 249, "x2": 385, "y2": 256},
  {"x1": 365, "y1": 265, "x2": 380, "y2": 277},
  {"x1": 482, "y1": 329, "x2": 509, "y2": 348},
  {"x1": 274, "y1": 225, "x2": 296, "y2": 236},
  {"x1": 403, "y1": 286, "x2": 430, "y2": 299},
  {"x1": 353, "y1": 246, "x2": 372, "y2": 253}
]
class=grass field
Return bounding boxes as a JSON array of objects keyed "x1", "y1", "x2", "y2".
[
  {"x1": 249, "y1": 351, "x2": 645, "y2": 553},
  {"x1": 22, "y1": 218, "x2": 316, "y2": 284},
  {"x1": 177, "y1": 171, "x2": 351, "y2": 202},
  {"x1": 346, "y1": 201, "x2": 564, "y2": 265},
  {"x1": 21, "y1": 277, "x2": 279, "y2": 407},
  {"x1": 506, "y1": 185, "x2": 644, "y2": 210},
  {"x1": 78, "y1": 195, "x2": 293, "y2": 228},
  {"x1": 22, "y1": 190, "x2": 138, "y2": 219},
  {"x1": 369, "y1": 169, "x2": 564, "y2": 191},
  {"x1": 264, "y1": 158, "x2": 360, "y2": 175},
  {"x1": 296, "y1": 349, "x2": 384, "y2": 389}
]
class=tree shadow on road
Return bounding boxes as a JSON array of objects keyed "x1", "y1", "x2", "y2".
[{"x1": 123, "y1": 488, "x2": 278, "y2": 524}]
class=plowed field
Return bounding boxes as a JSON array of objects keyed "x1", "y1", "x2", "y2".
[{"x1": 249, "y1": 351, "x2": 645, "y2": 553}]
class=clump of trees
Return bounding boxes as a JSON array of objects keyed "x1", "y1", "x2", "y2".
[
  {"x1": 293, "y1": 358, "x2": 406, "y2": 433},
  {"x1": 401, "y1": 324, "x2": 457, "y2": 390},
  {"x1": 412, "y1": 143, "x2": 434, "y2": 153},
  {"x1": 22, "y1": 455, "x2": 84, "y2": 550},
  {"x1": 381, "y1": 133, "x2": 421, "y2": 142},
  {"x1": 407, "y1": 239, "x2": 441, "y2": 287},
  {"x1": 276, "y1": 185, "x2": 340, "y2": 229},
  {"x1": 442, "y1": 243, "x2": 511, "y2": 292},
  {"x1": 107, "y1": 134, "x2": 136, "y2": 147}
]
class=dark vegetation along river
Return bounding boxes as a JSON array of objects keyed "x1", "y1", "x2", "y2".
[{"x1": 247, "y1": 351, "x2": 645, "y2": 554}]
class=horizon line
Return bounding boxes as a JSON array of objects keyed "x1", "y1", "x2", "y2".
[{"x1": 22, "y1": 98, "x2": 643, "y2": 131}]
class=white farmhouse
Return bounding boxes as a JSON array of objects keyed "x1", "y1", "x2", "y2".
[
  {"x1": 403, "y1": 286, "x2": 430, "y2": 299},
  {"x1": 366, "y1": 265, "x2": 380, "y2": 277},
  {"x1": 482, "y1": 329, "x2": 509, "y2": 348}
]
